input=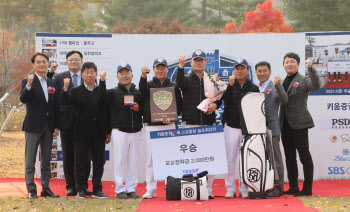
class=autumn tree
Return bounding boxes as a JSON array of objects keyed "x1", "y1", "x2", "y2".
[
  {"x1": 281, "y1": 0, "x2": 350, "y2": 32},
  {"x1": 0, "y1": 28, "x2": 32, "y2": 119},
  {"x1": 102, "y1": 0, "x2": 197, "y2": 30},
  {"x1": 222, "y1": 0, "x2": 293, "y2": 33},
  {"x1": 111, "y1": 16, "x2": 218, "y2": 34},
  {"x1": 196, "y1": 0, "x2": 264, "y2": 28}
]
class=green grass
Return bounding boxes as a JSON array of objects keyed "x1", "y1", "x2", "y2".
[{"x1": 0, "y1": 197, "x2": 142, "y2": 212}]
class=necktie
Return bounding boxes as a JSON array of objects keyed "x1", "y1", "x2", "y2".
[{"x1": 73, "y1": 74, "x2": 78, "y2": 87}]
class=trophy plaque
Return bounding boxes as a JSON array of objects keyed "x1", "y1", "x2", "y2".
[{"x1": 150, "y1": 87, "x2": 178, "y2": 123}]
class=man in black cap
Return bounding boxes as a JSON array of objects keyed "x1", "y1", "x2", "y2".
[
  {"x1": 106, "y1": 63, "x2": 144, "y2": 199},
  {"x1": 176, "y1": 50, "x2": 222, "y2": 199},
  {"x1": 139, "y1": 58, "x2": 182, "y2": 199},
  {"x1": 221, "y1": 58, "x2": 259, "y2": 199}
]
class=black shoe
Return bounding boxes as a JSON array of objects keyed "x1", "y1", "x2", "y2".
[
  {"x1": 76, "y1": 191, "x2": 85, "y2": 199},
  {"x1": 28, "y1": 192, "x2": 38, "y2": 199},
  {"x1": 268, "y1": 189, "x2": 283, "y2": 197},
  {"x1": 294, "y1": 190, "x2": 312, "y2": 197},
  {"x1": 66, "y1": 188, "x2": 77, "y2": 196},
  {"x1": 41, "y1": 189, "x2": 60, "y2": 198},
  {"x1": 92, "y1": 191, "x2": 107, "y2": 199},
  {"x1": 283, "y1": 188, "x2": 300, "y2": 195},
  {"x1": 127, "y1": 192, "x2": 139, "y2": 199},
  {"x1": 117, "y1": 192, "x2": 128, "y2": 199},
  {"x1": 85, "y1": 189, "x2": 93, "y2": 196}
]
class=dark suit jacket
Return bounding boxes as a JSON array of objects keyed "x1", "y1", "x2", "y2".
[
  {"x1": 20, "y1": 74, "x2": 58, "y2": 133},
  {"x1": 47, "y1": 70, "x2": 84, "y2": 130},
  {"x1": 60, "y1": 80, "x2": 107, "y2": 142},
  {"x1": 279, "y1": 66, "x2": 321, "y2": 129}
]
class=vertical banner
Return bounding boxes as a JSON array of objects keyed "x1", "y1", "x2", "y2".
[
  {"x1": 35, "y1": 33, "x2": 114, "y2": 181},
  {"x1": 306, "y1": 32, "x2": 350, "y2": 179}
]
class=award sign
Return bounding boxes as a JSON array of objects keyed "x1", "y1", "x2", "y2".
[{"x1": 150, "y1": 87, "x2": 178, "y2": 123}]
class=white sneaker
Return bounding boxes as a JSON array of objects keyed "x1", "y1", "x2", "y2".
[
  {"x1": 208, "y1": 191, "x2": 214, "y2": 199},
  {"x1": 225, "y1": 190, "x2": 236, "y2": 198},
  {"x1": 239, "y1": 190, "x2": 249, "y2": 198},
  {"x1": 142, "y1": 191, "x2": 157, "y2": 199}
]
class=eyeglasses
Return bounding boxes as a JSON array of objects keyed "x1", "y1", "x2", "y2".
[{"x1": 67, "y1": 59, "x2": 81, "y2": 62}]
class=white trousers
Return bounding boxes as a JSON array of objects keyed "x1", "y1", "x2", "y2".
[
  {"x1": 184, "y1": 124, "x2": 215, "y2": 192},
  {"x1": 144, "y1": 124, "x2": 176, "y2": 192},
  {"x1": 112, "y1": 129, "x2": 143, "y2": 194},
  {"x1": 224, "y1": 124, "x2": 248, "y2": 192}
]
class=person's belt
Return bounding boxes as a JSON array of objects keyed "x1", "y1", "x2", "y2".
[{"x1": 113, "y1": 127, "x2": 141, "y2": 133}]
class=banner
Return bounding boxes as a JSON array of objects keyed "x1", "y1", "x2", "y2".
[
  {"x1": 35, "y1": 32, "x2": 350, "y2": 182},
  {"x1": 150, "y1": 125, "x2": 228, "y2": 180}
]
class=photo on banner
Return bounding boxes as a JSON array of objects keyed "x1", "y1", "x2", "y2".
[{"x1": 306, "y1": 32, "x2": 350, "y2": 95}]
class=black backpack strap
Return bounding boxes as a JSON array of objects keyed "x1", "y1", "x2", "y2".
[{"x1": 196, "y1": 177, "x2": 200, "y2": 200}]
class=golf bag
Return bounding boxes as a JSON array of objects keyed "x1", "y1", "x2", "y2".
[
  {"x1": 239, "y1": 92, "x2": 275, "y2": 199},
  {"x1": 165, "y1": 171, "x2": 209, "y2": 201}
]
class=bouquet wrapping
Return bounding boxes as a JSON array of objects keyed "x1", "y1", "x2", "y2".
[{"x1": 197, "y1": 72, "x2": 227, "y2": 113}]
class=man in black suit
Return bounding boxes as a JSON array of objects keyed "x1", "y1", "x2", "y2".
[
  {"x1": 20, "y1": 52, "x2": 60, "y2": 199},
  {"x1": 47, "y1": 50, "x2": 92, "y2": 196},
  {"x1": 60, "y1": 62, "x2": 108, "y2": 199}
]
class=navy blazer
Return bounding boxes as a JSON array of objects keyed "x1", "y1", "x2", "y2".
[
  {"x1": 47, "y1": 70, "x2": 84, "y2": 130},
  {"x1": 20, "y1": 74, "x2": 58, "y2": 133}
]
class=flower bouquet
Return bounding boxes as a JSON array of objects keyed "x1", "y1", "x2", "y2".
[{"x1": 197, "y1": 72, "x2": 227, "y2": 114}]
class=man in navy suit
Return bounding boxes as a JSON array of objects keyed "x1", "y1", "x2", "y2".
[
  {"x1": 20, "y1": 52, "x2": 60, "y2": 199},
  {"x1": 47, "y1": 50, "x2": 93, "y2": 196}
]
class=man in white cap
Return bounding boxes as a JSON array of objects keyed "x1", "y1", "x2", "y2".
[
  {"x1": 221, "y1": 58, "x2": 259, "y2": 198},
  {"x1": 139, "y1": 58, "x2": 182, "y2": 199},
  {"x1": 106, "y1": 63, "x2": 144, "y2": 199},
  {"x1": 176, "y1": 50, "x2": 222, "y2": 199}
]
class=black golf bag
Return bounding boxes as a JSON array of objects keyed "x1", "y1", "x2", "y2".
[{"x1": 239, "y1": 92, "x2": 275, "y2": 199}]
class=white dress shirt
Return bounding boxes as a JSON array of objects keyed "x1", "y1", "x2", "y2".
[{"x1": 258, "y1": 79, "x2": 271, "y2": 93}]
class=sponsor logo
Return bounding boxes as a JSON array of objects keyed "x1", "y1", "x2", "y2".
[
  {"x1": 330, "y1": 135, "x2": 338, "y2": 142},
  {"x1": 321, "y1": 118, "x2": 350, "y2": 130},
  {"x1": 333, "y1": 149, "x2": 350, "y2": 162},
  {"x1": 247, "y1": 168, "x2": 261, "y2": 183},
  {"x1": 183, "y1": 187, "x2": 195, "y2": 198},
  {"x1": 329, "y1": 134, "x2": 350, "y2": 143},
  {"x1": 328, "y1": 167, "x2": 350, "y2": 175}
]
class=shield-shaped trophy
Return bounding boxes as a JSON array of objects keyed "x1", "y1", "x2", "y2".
[{"x1": 150, "y1": 87, "x2": 178, "y2": 123}]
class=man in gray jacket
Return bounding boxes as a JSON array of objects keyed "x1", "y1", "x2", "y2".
[
  {"x1": 255, "y1": 61, "x2": 288, "y2": 197},
  {"x1": 280, "y1": 53, "x2": 320, "y2": 197}
]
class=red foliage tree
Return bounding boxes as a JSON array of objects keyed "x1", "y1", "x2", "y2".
[{"x1": 223, "y1": 0, "x2": 293, "y2": 33}]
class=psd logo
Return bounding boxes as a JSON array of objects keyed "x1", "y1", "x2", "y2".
[
  {"x1": 332, "y1": 119, "x2": 350, "y2": 129},
  {"x1": 320, "y1": 118, "x2": 350, "y2": 130}
]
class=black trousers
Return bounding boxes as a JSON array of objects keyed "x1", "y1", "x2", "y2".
[
  {"x1": 60, "y1": 130, "x2": 76, "y2": 190},
  {"x1": 281, "y1": 121, "x2": 314, "y2": 192},
  {"x1": 74, "y1": 138, "x2": 106, "y2": 193}
]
